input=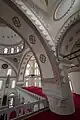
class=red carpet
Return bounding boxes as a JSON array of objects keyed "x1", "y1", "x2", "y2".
[
  {"x1": 23, "y1": 86, "x2": 47, "y2": 98},
  {"x1": 23, "y1": 87, "x2": 80, "y2": 120}
]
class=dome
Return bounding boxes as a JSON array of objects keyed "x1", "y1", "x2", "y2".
[{"x1": 0, "y1": 22, "x2": 24, "y2": 54}]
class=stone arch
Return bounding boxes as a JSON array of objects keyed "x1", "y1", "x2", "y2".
[
  {"x1": 0, "y1": 1, "x2": 54, "y2": 80},
  {"x1": 0, "y1": 0, "x2": 75, "y2": 115},
  {"x1": 18, "y1": 49, "x2": 33, "y2": 82},
  {"x1": 56, "y1": 10, "x2": 80, "y2": 59}
]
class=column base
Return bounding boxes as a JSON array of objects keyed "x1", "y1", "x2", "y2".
[{"x1": 47, "y1": 95, "x2": 75, "y2": 115}]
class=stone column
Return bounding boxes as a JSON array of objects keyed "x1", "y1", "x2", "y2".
[{"x1": 42, "y1": 61, "x2": 75, "y2": 115}]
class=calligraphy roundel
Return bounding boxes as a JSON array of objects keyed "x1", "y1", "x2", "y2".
[
  {"x1": 29, "y1": 35, "x2": 36, "y2": 44},
  {"x1": 39, "y1": 54, "x2": 46, "y2": 63},
  {"x1": 12, "y1": 16, "x2": 21, "y2": 27},
  {"x1": 2, "y1": 64, "x2": 8, "y2": 69}
]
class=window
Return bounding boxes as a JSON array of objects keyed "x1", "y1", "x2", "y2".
[
  {"x1": 17, "y1": 47, "x2": 19, "y2": 53},
  {"x1": 11, "y1": 48, "x2": 14, "y2": 53},
  {"x1": 11, "y1": 80, "x2": 16, "y2": 88},
  {"x1": 24, "y1": 56, "x2": 41, "y2": 87},
  {"x1": 0, "y1": 81, "x2": 3, "y2": 89},
  {"x1": 35, "y1": 81, "x2": 36, "y2": 86},
  {"x1": 25, "y1": 69, "x2": 29, "y2": 76},
  {"x1": 7, "y1": 69, "x2": 12, "y2": 76},
  {"x1": 4, "y1": 48, "x2": 8, "y2": 54},
  {"x1": 69, "y1": 81, "x2": 73, "y2": 91},
  {"x1": 21, "y1": 45, "x2": 23, "y2": 49},
  {"x1": 26, "y1": 78, "x2": 28, "y2": 81},
  {"x1": 27, "y1": 64, "x2": 30, "y2": 68},
  {"x1": 39, "y1": 81, "x2": 41, "y2": 87},
  {"x1": 35, "y1": 62, "x2": 38, "y2": 68},
  {"x1": 34, "y1": 68, "x2": 40, "y2": 75},
  {"x1": 26, "y1": 82, "x2": 28, "y2": 87}
]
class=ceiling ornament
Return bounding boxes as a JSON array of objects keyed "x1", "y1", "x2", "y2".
[
  {"x1": 2, "y1": 64, "x2": 8, "y2": 69},
  {"x1": 39, "y1": 54, "x2": 46, "y2": 63},
  {"x1": 13, "y1": 58, "x2": 18, "y2": 62},
  {"x1": 29, "y1": 35, "x2": 36, "y2": 44},
  {"x1": 53, "y1": 0, "x2": 75, "y2": 21},
  {"x1": 12, "y1": 16, "x2": 21, "y2": 27}
]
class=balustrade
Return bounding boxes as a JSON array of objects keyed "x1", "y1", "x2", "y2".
[{"x1": 0, "y1": 98, "x2": 48, "y2": 120}]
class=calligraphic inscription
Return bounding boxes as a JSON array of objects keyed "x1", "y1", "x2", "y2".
[
  {"x1": 29, "y1": 35, "x2": 36, "y2": 44},
  {"x1": 40, "y1": 54, "x2": 46, "y2": 63},
  {"x1": 12, "y1": 16, "x2": 21, "y2": 27},
  {"x1": 2, "y1": 64, "x2": 8, "y2": 69}
]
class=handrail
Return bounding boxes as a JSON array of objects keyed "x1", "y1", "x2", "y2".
[
  {"x1": 12, "y1": 107, "x2": 49, "y2": 120},
  {"x1": 0, "y1": 96, "x2": 48, "y2": 120},
  {"x1": 16, "y1": 86, "x2": 45, "y2": 100}
]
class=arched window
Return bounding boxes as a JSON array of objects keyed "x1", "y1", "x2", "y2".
[
  {"x1": 4, "y1": 48, "x2": 8, "y2": 54},
  {"x1": 17, "y1": 47, "x2": 19, "y2": 53},
  {"x1": 35, "y1": 81, "x2": 36, "y2": 86},
  {"x1": 68, "y1": 75, "x2": 73, "y2": 91},
  {"x1": 24, "y1": 56, "x2": 41, "y2": 87},
  {"x1": 11, "y1": 80, "x2": 16, "y2": 88},
  {"x1": 0, "y1": 81, "x2": 3, "y2": 89},
  {"x1": 11, "y1": 48, "x2": 14, "y2": 53},
  {"x1": 27, "y1": 64, "x2": 30, "y2": 68},
  {"x1": 25, "y1": 69, "x2": 29, "y2": 76},
  {"x1": 7, "y1": 69, "x2": 12, "y2": 76},
  {"x1": 21, "y1": 45, "x2": 23, "y2": 49},
  {"x1": 39, "y1": 81, "x2": 41, "y2": 87},
  {"x1": 26, "y1": 82, "x2": 28, "y2": 87}
]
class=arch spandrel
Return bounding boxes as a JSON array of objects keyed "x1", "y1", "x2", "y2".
[{"x1": 0, "y1": 0, "x2": 75, "y2": 115}]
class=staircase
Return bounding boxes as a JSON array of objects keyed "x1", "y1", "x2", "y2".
[{"x1": 0, "y1": 86, "x2": 48, "y2": 120}]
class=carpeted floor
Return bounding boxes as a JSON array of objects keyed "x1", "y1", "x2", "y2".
[{"x1": 23, "y1": 86, "x2": 80, "y2": 120}]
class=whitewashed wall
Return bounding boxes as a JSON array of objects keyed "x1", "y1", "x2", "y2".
[{"x1": 69, "y1": 71, "x2": 80, "y2": 94}]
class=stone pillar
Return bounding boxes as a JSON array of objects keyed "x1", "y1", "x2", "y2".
[{"x1": 42, "y1": 62, "x2": 75, "y2": 115}]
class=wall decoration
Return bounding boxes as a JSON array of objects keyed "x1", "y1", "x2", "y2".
[
  {"x1": 39, "y1": 54, "x2": 46, "y2": 63},
  {"x1": 29, "y1": 35, "x2": 36, "y2": 44},
  {"x1": 12, "y1": 16, "x2": 21, "y2": 27},
  {"x1": 13, "y1": 58, "x2": 18, "y2": 62},
  {"x1": 20, "y1": 72, "x2": 23, "y2": 75},
  {"x1": 2, "y1": 64, "x2": 8, "y2": 69}
]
